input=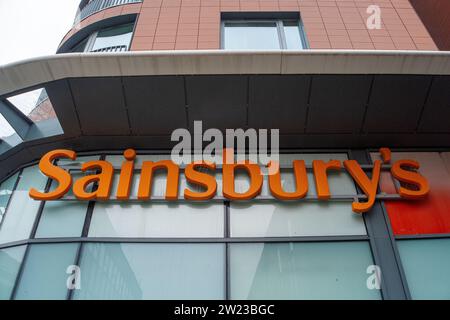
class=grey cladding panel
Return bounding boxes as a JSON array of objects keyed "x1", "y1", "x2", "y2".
[
  {"x1": 417, "y1": 76, "x2": 450, "y2": 133},
  {"x1": 248, "y1": 75, "x2": 309, "y2": 133},
  {"x1": 363, "y1": 75, "x2": 432, "y2": 133},
  {"x1": 186, "y1": 76, "x2": 247, "y2": 130},
  {"x1": 44, "y1": 80, "x2": 81, "y2": 137},
  {"x1": 69, "y1": 77, "x2": 130, "y2": 135},
  {"x1": 122, "y1": 76, "x2": 187, "y2": 135},
  {"x1": 306, "y1": 75, "x2": 372, "y2": 133}
]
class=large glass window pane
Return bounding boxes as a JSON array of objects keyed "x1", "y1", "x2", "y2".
[
  {"x1": 224, "y1": 22, "x2": 281, "y2": 50},
  {"x1": 91, "y1": 23, "x2": 134, "y2": 52},
  {"x1": 231, "y1": 153, "x2": 365, "y2": 237},
  {"x1": 398, "y1": 239, "x2": 450, "y2": 299},
  {"x1": 73, "y1": 243, "x2": 225, "y2": 300},
  {"x1": 90, "y1": 203, "x2": 224, "y2": 238},
  {"x1": 0, "y1": 173, "x2": 18, "y2": 225},
  {"x1": 371, "y1": 152, "x2": 450, "y2": 235},
  {"x1": 14, "y1": 243, "x2": 78, "y2": 300},
  {"x1": 89, "y1": 155, "x2": 224, "y2": 238},
  {"x1": 35, "y1": 156, "x2": 99, "y2": 238},
  {"x1": 0, "y1": 166, "x2": 47, "y2": 244},
  {"x1": 231, "y1": 202, "x2": 366, "y2": 237},
  {"x1": 0, "y1": 245, "x2": 26, "y2": 300},
  {"x1": 283, "y1": 21, "x2": 304, "y2": 49},
  {"x1": 230, "y1": 242, "x2": 380, "y2": 300}
]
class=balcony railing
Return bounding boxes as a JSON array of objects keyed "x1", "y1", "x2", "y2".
[
  {"x1": 91, "y1": 45, "x2": 128, "y2": 52},
  {"x1": 75, "y1": 0, "x2": 142, "y2": 24}
]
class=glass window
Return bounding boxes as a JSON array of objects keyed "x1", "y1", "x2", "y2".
[
  {"x1": 35, "y1": 156, "x2": 99, "y2": 238},
  {"x1": 90, "y1": 203, "x2": 224, "y2": 238},
  {"x1": 71, "y1": 37, "x2": 89, "y2": 53},
  {"x1": 224, "y1": 22, "x2": 281, "y2": 50},
  {"x1": 0, "y1": 173, "x2": 18, "y2": 225},
  {"x1": 371, "y1": 152, "x2": 450, "y2": 235},
  {"x1": 0, "y1": 166, "x2": 47, "y2": 244},
  {"x1": 0, "y1": 113, "x2": 22, "y2": 153},
  {"x1": 398, "y1": 239, "x2": 450, "y2": 299},
  {"x1": 7, "y1": 89, "x2": 61, "y2": 126},
  {"x1": 73, "y1": 243, "x2": 225, "y2": 300},
  {"x1": 231, "y1": 202, "x2": 366, "y2": 237},
  {"x1": 0, "y1": 245, "x2": 26, "y2": 300},
  {"x1": 223, "y1": 19, "x2": 306, "y2": 50},
  {"x1": 283, "y1": 21, "x2": 304, "y2": 49},
  {"x1": 230, "y1": 242, "x2": 380, "y2": 300},
  {"x1": 89, "y1": 155, "x2": 224, "y2": 238},
  {"x1": 14, "y1": 243, "x2": 78, "y2": 300},
  {"x1": 91, "y1": 23, "x2": 134, "y2": 52},
  {"x1": 231, "y1": 153, "x2": 365, "y2": 237}
]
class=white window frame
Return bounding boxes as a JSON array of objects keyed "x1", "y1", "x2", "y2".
[{"x1": 221, "y1": 19, "x2": 309, "y2": 50}]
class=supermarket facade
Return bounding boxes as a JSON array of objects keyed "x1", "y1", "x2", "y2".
[{"x1": 0, "y1": 0, "x2": 450, "y2": 300}]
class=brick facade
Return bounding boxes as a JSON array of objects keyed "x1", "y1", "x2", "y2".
[{"x1": 60, "y1": 0, "x2": 438, "y2": 51}]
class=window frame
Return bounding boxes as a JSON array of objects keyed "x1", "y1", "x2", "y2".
[
  {"x1": 69, "y1": 21, "x2": 136, "y2": 53},
  {"x1": 220, "y1": 18, "x2": 309, "y2": 50}
]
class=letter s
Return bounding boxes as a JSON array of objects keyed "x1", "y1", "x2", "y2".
[
  {"x1": 391, "y1": 159, "x2": 429, "y2": 199},
  {"x1": 29, "y1": 149, "x2": 76, "y2": 200}
]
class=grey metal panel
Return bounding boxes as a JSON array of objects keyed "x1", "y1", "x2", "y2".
[
  {"x1": 363, "y1": 75, "x2": 432, "y2": 133},
  {"x1": 417, "y1": 76, "x2": 450, "y2": 133},
  {"x1": 186, "y1": 75, "x2": 247, "y2": 130},
  {"x1": 307, "y1": 75, "x2": 372, "y2": 133},
  {"x1": 248, "y1": 75, "x2": 309, "y2": 133},
  {"x1": 122, "y1": 76, "x2": 187, "y2": 135},
  {"x1": 69, "y1": 77, "x2": 130, "y2": 135},
  {"x1": 45, "y1": 80, "x2": 82, "y2": 137},
  {"x1": 351, "y1": 150, "x2": 409, "y2": 300}
]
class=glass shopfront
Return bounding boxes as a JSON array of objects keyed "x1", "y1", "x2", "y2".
[{"x1": 0, "y1": 151, "x2": 449, "y2": 300}]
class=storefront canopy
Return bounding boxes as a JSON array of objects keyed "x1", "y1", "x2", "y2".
[{"x1": 0, "y1": 50, "x2": 449, "y2": 179}]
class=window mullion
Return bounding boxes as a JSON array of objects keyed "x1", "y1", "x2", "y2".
[{"x1": 277, "y1": 20, "x2": 287, "y2": 49}]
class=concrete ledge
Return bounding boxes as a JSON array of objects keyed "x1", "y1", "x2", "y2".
[{"x1": 1, "y1": 50, "x2": 450, "y2": 97}]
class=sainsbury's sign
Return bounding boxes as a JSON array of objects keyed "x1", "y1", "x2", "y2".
[{"x1": 29, "y1": 148, "x2": 429, "y2": 214}]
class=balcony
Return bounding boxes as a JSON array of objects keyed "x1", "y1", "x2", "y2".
[{"x1": 75, "y1": 0, "x2": 142, "y2": 24}]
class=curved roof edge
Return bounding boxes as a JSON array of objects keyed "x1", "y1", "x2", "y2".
[{"x1": 1, "y1": 49, "x2": 450, "y2": 97}]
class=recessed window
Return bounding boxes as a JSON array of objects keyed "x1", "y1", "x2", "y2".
[
  {"x1": 222, "y1": 19, "x2": 307, "y2": 50},
  {"x1": 70, "y1": 22, "x2": 135, "y2": 53}
]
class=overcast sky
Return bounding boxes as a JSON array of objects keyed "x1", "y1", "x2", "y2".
[
  {"x1": 0, "y1": 0, "x2": 81, "y2": 66},
  {"x1": 0, "y1": 0, "x2": 80, "y2": 137}
]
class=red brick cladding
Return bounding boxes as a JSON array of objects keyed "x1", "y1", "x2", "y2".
[
  {"x1": 132, "y1": 0, "x2": 438, "y2": 50},
  {"x1": 410, "y1": 0, "x2": 450, "y2": 51},
  {"x1": 60, "y1": 0, "x2": 438, "y2": 51}
]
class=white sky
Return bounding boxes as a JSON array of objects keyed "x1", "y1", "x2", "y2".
[
  {"x1": 0, "y1": 0, "x2": 80, "y2": 138},
  {"x1": 0, "y1": 0, "x2": 81, "y2": 66}
]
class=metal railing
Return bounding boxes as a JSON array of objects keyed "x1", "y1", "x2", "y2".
[
  {"x1": 75, "y1": 0, "x2": 142, "y2": 24},
  {"x1": 91, "y1": 45, "x2": 128, "y2": 52}
]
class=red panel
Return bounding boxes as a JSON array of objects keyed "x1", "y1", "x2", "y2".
[{"x1": 371, "y1": 152, "x2": 450, "y2": 235}]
